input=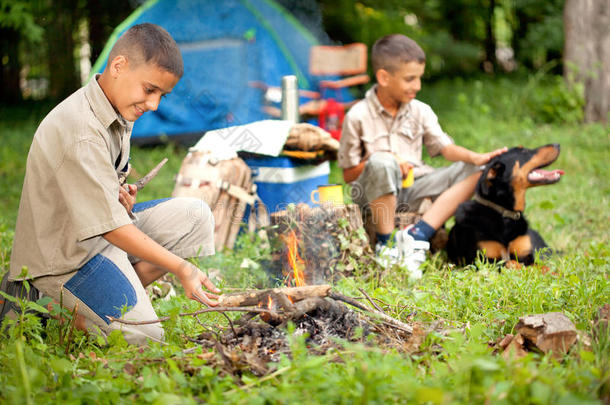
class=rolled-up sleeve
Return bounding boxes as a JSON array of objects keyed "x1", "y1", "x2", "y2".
[
  {"x1": 338, "y1": 114, "x2": 363, "y2": 169},
  {"x1": 56, "y1": 137, "x2": 132, "y2": 241},
  {"x1": 420, "y1": 105, "x2": 453, "y2": 157}
]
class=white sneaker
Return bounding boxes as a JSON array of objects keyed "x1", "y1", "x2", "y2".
[
  {"x1": 375, "y1": 243, "x2": 401, "y2": 268},
  {"x1": 394, "y1": 226, "x2": 430, "y2": 279}
]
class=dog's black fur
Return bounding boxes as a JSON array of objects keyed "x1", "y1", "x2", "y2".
[{"x1": 447, "y1": 144, "x2": 562, "y2": 265}]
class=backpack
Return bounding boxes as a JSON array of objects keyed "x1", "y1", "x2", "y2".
[{"x1": 172, "y1": 150, "x2": 268, "y2": 250}]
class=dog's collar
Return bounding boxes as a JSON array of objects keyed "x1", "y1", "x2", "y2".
[{"x1": 473, "y1": 194, "x2": 522, "y2": 220}]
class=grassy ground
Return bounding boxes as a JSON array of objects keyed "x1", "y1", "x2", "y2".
[{"x1": 0, "y1": 76, "x2": 608, "y2": 404}]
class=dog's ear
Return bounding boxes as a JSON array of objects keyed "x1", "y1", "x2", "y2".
[{"x1": 480, "y1": 160, "x2": 505, "y2": 195}]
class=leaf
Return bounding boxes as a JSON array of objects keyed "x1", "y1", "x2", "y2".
[
  {"x1": 25, "y1": 301, "x2": 49, "y2": 314},
  {"x1": 36, "y1": 296, "x2": 53, "y2": 307},
  {"x1": 0, "y1": 290, "x2": 18, "y2": 303}
]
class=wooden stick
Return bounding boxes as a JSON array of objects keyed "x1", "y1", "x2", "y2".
[
  {"x1": 358, "y1": 288, "x2": 385, "y2": 313},
  {"x1": 330, "y1": 292, "x2": 413, "y2": 334},
  {"x1": 218, "y1": 285, "x2": 331, "y2": 307},
  {"x1": 134, "y1": 158, "x2": 168, "y2": 190},
  {"x1": 107, "y1": 306, "x2": 278, "y2": 325}
]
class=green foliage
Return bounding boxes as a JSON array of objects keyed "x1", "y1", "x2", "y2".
[
  {"x1": 0, "y1": 0, "x2": 43, "y2": 42},
  {"x1": 318, "y1": 0, "x2": 565, "y2": 78},
  {"x1": 419, "y1": 71, "x2": 584, "y2": 130},
  {"x1": 0, "y1": 79, "x2": 609, "y2": 403}
]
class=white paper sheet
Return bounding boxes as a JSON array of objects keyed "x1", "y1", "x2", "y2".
[{"x1": 192, "y1": 120, "x2": 292, "y2": 157}]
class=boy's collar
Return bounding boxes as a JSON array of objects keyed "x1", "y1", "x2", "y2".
[
  {"x1": 366, "y1": 84, "x2": 411, "y2": 118},
  {"x1": 85, "y1": 74, "x2": 130, "y2": 130}
]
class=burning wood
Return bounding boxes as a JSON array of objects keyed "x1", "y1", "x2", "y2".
[
  {"x1": 218, "y1": 285, "x2": 331, "y2": 307},
  {"x1": 269, "y1": 203, "x2": 376, "y2": 285}
]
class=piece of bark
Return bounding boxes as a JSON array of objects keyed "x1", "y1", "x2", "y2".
[
  {"x1": 498, "y1": 333, "x2": 514, "y2": 350},
  {"x1": 515, "y1": 312, "x2": 577, "y2": 357},
  {"x1": 502, "y1": 333, "x2": 527, "y2": 359},
  {"x1": 218, "y1": 285, "x2": 331, "y2": 308}
]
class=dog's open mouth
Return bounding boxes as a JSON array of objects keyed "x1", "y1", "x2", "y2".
[{"x1": 528, "y1": 168, "x2": 564, "y2": 184}]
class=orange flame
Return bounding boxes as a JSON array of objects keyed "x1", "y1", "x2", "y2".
[
  {"x1": 267, "y1": 295, "x2": 274, "y2": 310},
  {"x1": 283, "y1": 230, "x2": 306, "y2": 287}
]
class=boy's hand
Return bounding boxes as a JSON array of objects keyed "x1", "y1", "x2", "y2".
[
  {"x1": 392, "y1": 153, "x2": 414, "y2": 179},
  {"x1": 472, "y1": 147, "x2": 508, "y2": 166},
  {"x1": 119, "y1": 184, "x2": 137, "y2": 214},
  {"x1": 177, "y1": 261, "x2": 221, "y2": 306}
]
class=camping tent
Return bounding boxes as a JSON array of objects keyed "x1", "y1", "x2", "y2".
[{"x1": 92, "y1": 0, "x2": 342, "y2": 144}]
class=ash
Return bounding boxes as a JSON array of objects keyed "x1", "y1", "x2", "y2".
[
  {"x1": 193, "y1": 299, "x2": 370, "y2": 374},
  {"x1": 293, "y1": 302, "x2": 370, "y2": 346}
]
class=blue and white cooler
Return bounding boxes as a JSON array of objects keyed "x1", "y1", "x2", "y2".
[{"x1": 242, "y1": 155, "x2": 330, "y2": 213}]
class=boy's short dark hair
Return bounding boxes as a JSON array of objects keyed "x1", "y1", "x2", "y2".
[
  {"x1": 372, "y1": 34, "x2": 426, "y2": 74},
  {"x1": 109, "y1": 23, "x2": 183, "y2": 78}
]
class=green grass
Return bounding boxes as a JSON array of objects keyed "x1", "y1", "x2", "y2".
[{"x1": 0, "y1": 76, "x2": 609, "y2": 404}]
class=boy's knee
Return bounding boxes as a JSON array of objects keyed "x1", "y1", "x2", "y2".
[
  {"x1": 177, "y1": 197, "x2": 214, "y2": 231},
  {"x1": 367, "y1": 152, "x2": 396, "y2": 172},
  {"x1": 120, "y1": 323, "x2": 165, "y2": 346}
]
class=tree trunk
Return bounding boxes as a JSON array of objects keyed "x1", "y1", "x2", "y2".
[
  {"x1": 564, "y1": 0, "x2": 610, "y2": 123},
  {"x1": 0, "y1": 28, "x2": 22, "y2": 103},
  {"x1": 46, "y1": 0, "x2": 80, "y2": 100},
  {"x1": 86, "y1": 0, "x2": 136, "y2": 66},
  {"x1": 483, "y1": 0, "x2": 497, "y2": 72}
]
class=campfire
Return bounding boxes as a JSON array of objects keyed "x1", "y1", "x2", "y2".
[
  {"x1": 182, "y1": 203, "x2": 422, "y2": 375},
  {"x1": 111, "y1": 202, "x2": 419, "y2": 376}
]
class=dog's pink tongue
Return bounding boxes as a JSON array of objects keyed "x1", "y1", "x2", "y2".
[{"x1": 528, "y1": 169, "x2": 564, "y2": 181}]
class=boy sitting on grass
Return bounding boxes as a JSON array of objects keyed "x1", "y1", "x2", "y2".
[
  {"x1": 338, "y1": 34, "x2": 506, "y2": 278},
  {"x1": 1, "y1": 23, "x2": 220, "y2": 345}
]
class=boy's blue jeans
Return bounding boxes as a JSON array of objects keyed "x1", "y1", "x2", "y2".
[{"x1": 32, "y1": 197, "x2": 215, "y2": 345}]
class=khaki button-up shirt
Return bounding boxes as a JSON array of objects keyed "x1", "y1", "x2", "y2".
[
  {"x1": 10, "y1": 74, "x2": 133, "y2": 280},
  {"x1": 338, "y1": 85, "x2": 453, "y2": 178}
]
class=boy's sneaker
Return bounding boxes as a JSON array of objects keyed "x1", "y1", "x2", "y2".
[
  {"x1": 395, "y1": 225, "x2": 430, "y2": 279},
  {"x1": 375, "y1": 243, "x2": 401, "y2": 268},
  {"x1": 0, "y1": 273, "x2": 42, "y2": 325}
]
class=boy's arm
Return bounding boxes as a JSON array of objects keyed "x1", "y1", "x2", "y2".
[
  {"x1": 103, "y1": 224, "x2": 220, "y2": 306},
  {"x1": 440, "y1": 144, "x2": 507, "y2": 166},
  {"x1": 343, "y1": 159, "x2": 367, "y2": 183},
  {"x1": 339, "y1": 112, "x2": 367, "y2": 183}
]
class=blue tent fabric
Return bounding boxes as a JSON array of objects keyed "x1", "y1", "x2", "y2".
[{"x1": 93, "y1": 0, "x2": 350, "y2": 143}]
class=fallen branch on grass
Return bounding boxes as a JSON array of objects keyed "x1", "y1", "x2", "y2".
[{"x1": 107, "y1": 307, "x2": 279, "y2": 325}]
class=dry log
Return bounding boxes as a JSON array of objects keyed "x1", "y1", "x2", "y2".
[
  {"x1": 218, "y1": 285, "x2": 331, "y2": 308},
  {"x1": 515, "y1": 312, "x2": 577, "y2": 358}
]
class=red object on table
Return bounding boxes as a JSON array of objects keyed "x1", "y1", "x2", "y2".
[{"x1": 318, "y1": 98, "x2": 345, "y2": 141}]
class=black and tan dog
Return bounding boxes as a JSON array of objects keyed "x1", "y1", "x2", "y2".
[{"x1": 447, "y1": 144, "x2": 563, "y2": 265}]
